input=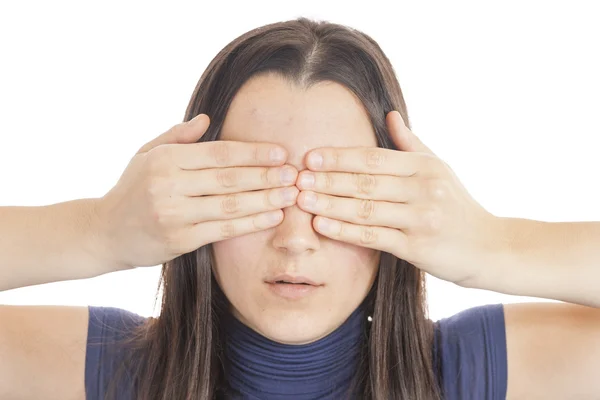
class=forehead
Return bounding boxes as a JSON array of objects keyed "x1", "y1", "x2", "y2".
[{"x1": 220, "y1": 73, "x2": 377, "y2": 170}]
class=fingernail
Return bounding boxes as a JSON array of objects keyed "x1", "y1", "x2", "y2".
[
  {"x1": 267, "y1": 210, "x2": 282, "y2": 224},
  {"x1": 270, "y1": 147, "x2": 286, "y2": 163},
  {"x1": 396, "y1": 110, "x2": 406, "y2": 125},
  {"x1": 299, "y1": 172, "x2": 315, "y2": 188},
  {"x1": 280, "y1": 167, "x2": 296, "y2": 185},
  {"x1": 189, "y1": 113, "x2": 206, "y2": 125},
  {"x1": 317, "y1": 217, "x2": 340, "y2": 232},
  {"x1": 282, "y1": 187, "x2": 297, "y2": 202},
  {"x1": 308, "y1": 152, "x2": 323, "y2": 169},
  {"x1": 303, "y1": 191, "x2": 317, "y2": 208}
]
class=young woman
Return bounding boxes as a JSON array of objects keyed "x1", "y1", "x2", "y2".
[{"x1": 1, "y1": 17, "x2": 600, "y2": 400}]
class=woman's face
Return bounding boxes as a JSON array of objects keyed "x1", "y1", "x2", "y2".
[{"x1": 213, "y1": 72, "x2": 380, "y2": 345}]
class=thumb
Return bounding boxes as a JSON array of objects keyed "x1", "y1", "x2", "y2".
[
  {"x1": 387, "y1": 110, "x2": 435, "y2": 155},
  {"x1": 137, "y1": 113, "x2": 210, "y2": 154}
]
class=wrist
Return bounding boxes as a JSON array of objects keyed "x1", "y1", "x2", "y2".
[
  {"x1": 85, "y1": 197, "x2": 132, "y2": 274},
  {"x1": 460, "y1": 216, "x2": 564, "y2": 300},
  {"x1": 459, "y1": 215, "x2": 524, "y2": 292}
]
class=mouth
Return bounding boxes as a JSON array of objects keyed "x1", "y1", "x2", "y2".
[
  {"x1": 265, "y1": 274, "x2": 322, "y2": 300},
  {"x1": 265, "y1": 274, "x2": 321, "y2": 286}
]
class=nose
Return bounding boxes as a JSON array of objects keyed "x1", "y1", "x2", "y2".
[{"x1": 271, "y1": 204, "x2": 321, "y2": 255}]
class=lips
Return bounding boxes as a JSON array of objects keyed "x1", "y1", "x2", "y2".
[
  {"x1": 266, "y1": 274, "x2": 321, "y2": 286},
  {"x1": 265, "y1": 274, "x2": 322, "y2": 300}
]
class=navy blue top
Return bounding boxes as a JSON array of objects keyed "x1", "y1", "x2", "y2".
[{"x1": 85, "y1": 303, "x2": 507, "y2": 399}]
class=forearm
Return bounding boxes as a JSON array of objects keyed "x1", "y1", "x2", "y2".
[
  {"x1": 0, "y1": 198, "x2": 130, "y2": 292},
  {"x1": 463, "y1": 217, "x2": 600, "y2": 308}
]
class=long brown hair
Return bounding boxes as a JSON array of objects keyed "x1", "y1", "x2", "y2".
[{"x1": 109, "y1": 17, "x2": 443, "y2": 400}]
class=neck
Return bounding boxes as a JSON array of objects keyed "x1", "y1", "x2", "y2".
[{"x1": 222, "y1": 305, "x2": 368, "y2": 399}]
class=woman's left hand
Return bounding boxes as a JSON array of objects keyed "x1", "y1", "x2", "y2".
[{"x1": 296, "y1": 110, "x2": 506, "y2": 286}]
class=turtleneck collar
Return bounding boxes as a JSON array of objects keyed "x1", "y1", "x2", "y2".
[{"x1": 222, "y1": 305, "x2": 368, "y2": 399}]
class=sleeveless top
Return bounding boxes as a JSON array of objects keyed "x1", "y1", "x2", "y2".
[{"x1": 85, "y1": 303, "x2": 507, "y2": 399}]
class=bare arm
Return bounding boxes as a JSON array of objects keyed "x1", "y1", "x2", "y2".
[
  {"x1": 0, "y1": 305, "x2": 89, "y2": 400},
  {"x1": 462, "y1": 218, "x2": 600, "y2": 308},
  {"x1": 1, "y1": 114, "x2": 296, "y2": 293},
  {"x1": 0, "y1": 199, "x2": 125, "y2": 292},
  {"x1": 505, "y1": 302, "x2": 600, "y2": 399},
  {"x1": 0, "y1": 114, "x2": 301, "y2": 398}
]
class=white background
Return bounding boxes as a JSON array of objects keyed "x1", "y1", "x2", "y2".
[{"x1": 1, "y1": 1, "x2": 598, "y2": 321}]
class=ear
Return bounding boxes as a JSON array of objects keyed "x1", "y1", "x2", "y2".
[{"x1": 387, "y1": 110, "x2": 435, "y2": 155}]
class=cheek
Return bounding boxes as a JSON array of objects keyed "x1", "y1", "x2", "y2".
[
  {"x1": 211, "y1": 232, "x2": 270, "y2": 290},
  {"x1": 342, "y1": 246, "x2": 380, "y2": 298},
  {"x1": 335, "y1": 241, "x2": 380, "y2": 277},
  {"x1": 351, "y1": 249, "x2": 379, "y2": 289},
  {"x1": 356, "y1": 246, "x2": 380, "y2": 268},
  {"x1": 325, "y1": 242, "x2": 379, "y2": 307}
]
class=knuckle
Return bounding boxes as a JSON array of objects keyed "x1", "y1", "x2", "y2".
[
  {"x1": 146, "y1": 179, "x2": 163, "y2": 198},
  {"x1": 170, "y1": 122, "x2": 187, "y2": 138},
  {"x1": 261, "y1": 167, "x2": 271, "y2": 186},
  {"x1": 355, "y1": 173, "x2": 375, "y2": 194},
  {"x1": 421, "y1": 153, "x2": 444, "y2": 173},
  {"x1": 211, "y1": 142, "x2": 230, "y2": 166},
  {"x1": 174, "y1": 120, "x2": 188, "y2": 131},
  {"x1": 220, "y1": 220, "x2": 236, "y2": 239},
  {"x1": 365, "y1": 149, "x2": 385, "y2": 169},
  {"x1": 332, "y1": 220, "x2": 345, "y2": 239},
  {"x1": 147, "y1": 145, "x2": 173, "y2": 171},
  {"x1": 330, "y1": 150, "x2": 340, "y2": 169},
  {"x1": 216, "y1": 168, "x2": 238, "y2": 188},
  {"x1": 163, "y1": 232, "x2": 181, "y2": 253},
  {"x1": 150, "y1": 205, "x2": 164, "y2": 226},
  {"x1": 357, "y1": 199, "x2": 375, "y2": 220},
  {"x1": 263, "y1": 189, "x2": 276, "y2": 208},
  {"x1": 252, "y1": 214, "x2": 263, "y2": 231},
  {"x1": 147, "y1": 177, "x2": 173, "y2": 198},
  {"x1": 331, "y1": 221, "x2": 352, "y2": 241},
  {"x1": 421, "y1": 206, "x2": 442, "y2": 233},
  {"x1": 153, "y1": 202, "x2": 177, "y2": 227},
  {"x1": 360, "y1": 226, "x2": 378, "y2": 244},
  {"x1": 324, "y1": 195, "x2": 334, "y2": 211},
  {"x1": 426, "y1": 179, "x2": 448, "y2": 201},
  {"x1": 253, "y1": 146, "x2": 261, "y2": 165},
  {"x1": 220, "y1": 194, "x2": 240, "y2": 214},
  {"x1": 324, "y1": 172, "x2": 334, "y2": 190}
]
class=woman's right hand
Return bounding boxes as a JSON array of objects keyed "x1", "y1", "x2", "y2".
[{"x1": 95, "y1": 114, "x2": 298, "y2": 270}]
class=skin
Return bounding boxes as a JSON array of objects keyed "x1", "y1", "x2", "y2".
[{"x1": 213, "y1": 72, "x2": 380, "y2": 345}]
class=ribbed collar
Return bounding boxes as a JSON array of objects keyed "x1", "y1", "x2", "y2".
[{"x1": 222, "y1": 305, "x2": 368, "y2": 399}]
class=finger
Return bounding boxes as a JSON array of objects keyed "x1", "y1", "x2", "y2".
[
  {"x1": 387, "y1": 110, "x2": 436, "y2": 155},
  {"x1": 296, "y1": 170, "x2": 423, "y2": 203},
  {"x1": 305, "y1": 146, "x2": 439, "y2": 177},
  {"x1": 313, "y1": 216, "x2": 408, "y2": 256},
  {"x1": 178, "y1": 165, "x2": 298, "y2": 196},
  {"x1": 137, "y1": 113, "x2": 210, "y2": 154},
  {"x1": 190, "y1": 209, "x2": 284, "y2": 245},
  {"x1": 184, "y1": 186, "x2": 298, "y2": 224},
  {"x1": 171, "y1": 141, "x2": 288, "y2": 170},
  {"x1": 297, "y1": 191, "x2": 416, "y2": 230}
]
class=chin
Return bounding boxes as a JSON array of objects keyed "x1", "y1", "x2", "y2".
[{"x1": 247, "y1": 307, "x2": 334, "y2": 345}]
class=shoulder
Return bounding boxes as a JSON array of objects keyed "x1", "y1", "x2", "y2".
[
  {"x1": 433, "y1": 303, "x2": 507, "y2": 400},
  {"x1": 87, "y1": 306, "x2": 148, "y2": 342},
  {"x1": 85, "y1": 306, "x2": 149, "y2": 400}
]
